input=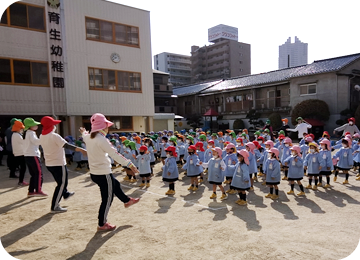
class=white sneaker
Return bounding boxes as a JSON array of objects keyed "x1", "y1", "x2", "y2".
[{"x1": 51, "y1": 206, "x2": 67, "y2": 213}]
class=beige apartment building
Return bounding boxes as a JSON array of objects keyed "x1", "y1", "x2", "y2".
[
  {"x1": 191, "y1": 24, "x2": 251, "y2": 83},
  {"x1": 0, "y1": 0, "x2": 154, "y2": 137}
]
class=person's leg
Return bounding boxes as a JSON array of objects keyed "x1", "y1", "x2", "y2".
[
  {"x1": 91, "y1": 174, "x2": 115, "y2": 227},
  {"x1": 25, "y1": 157, "x2": 39, "y2": 193},
  {"x1": 111, "y1": 174, "x2": 130, "y2": 203},
  {"x1": 8, "y1": 152, "x2": 17, "y2": 177},
  {"x1": 47, "y1": 166, "x2": 66, "y2": 210},
  {"x1": 18, "y1": 156, "x2": 27, "y2": 184},
  {"x1": 344, "y1": 170, "x2": 349, "y2": 184}
]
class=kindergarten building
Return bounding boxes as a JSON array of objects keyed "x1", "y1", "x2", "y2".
[
  {"x1": 174, "y1": 53, "x2": 360, "y2": 132},
  {"x1": 0, "y1": 0, "x2": 154, "y2": 137}
]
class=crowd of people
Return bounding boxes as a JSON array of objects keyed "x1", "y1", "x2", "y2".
[{"x1": 0, "y1": 114, "x2": 359, "y2": 231}]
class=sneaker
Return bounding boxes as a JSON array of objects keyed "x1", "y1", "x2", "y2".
[
  {"x1": 123, "y1": 176, "x2": 130, "y2": 181},
  {"x1": 51, "y1": 206, "x2": 67, "y2": 213},
  {"x1": 188, "y1": 185, "x2": 194, "y2": 191},
  {"x1": 252, "y1": 176, "x2": 258, "y2": 181},
  {"x1": 97, "y1": 222, "x2": 116, "y2": 232},
  {"x1": 261, "y1": 182, "x2": 266, "y2": 186},
  {"x1": 129, "y1": 179, "x2": 137, "y2": 183},
  {"x1": 199, "y1": 178, "x2": 204, "y2": 183},
  {"x1": 237, "y1": 200, "x2": 247, "y2": 205},
  {"x1": 167, "y1": 190, "x2": 175, "y2": 195},
  {"x1": 220, "y1": 194, "x2": 228, "y2": 200},
  {"x1": 124, "y1": 197, "x2": 140, "y2": 208},
  {"x1": 343, "y1": 180, "x2": 349, "y2": 184},
  {"x1": 305, "y1": 184, "x2": 312, "y2": 189},
  {"x1": 210, "y1": 193, "x2": 217, "y2": 199},
  {"x1": 139, "y1": 183, "x2": 145, "y2": 187},
  {"x1": 287, "y1": 190, "x2": 294, "y2": 195},
  {"x1": 297, "y1": 191, "x2": 306, "y2": 196},
  {"x1": 146, "y1": 183, "x2": 150, "y2": 188},
  {"x1": 165, "y1": 189, "x2": 171, "y2": 195},
  {"x1": 356, "y1": 177, "x2": 360, "y2": 181},
  {"x1": 27, "y1": 192, "x2": 36, "y2": 197},
  {"x1": 225, "y1": 189, "x2": 232, "y2": 193},
  {"x1": 33, "y1": 191, "x2": 48, "y2": 197},
  {"x1": 18, "y1": 182, "x2": 29, "y2": 186},
  {"x1": 282, "y1": 176, "x2": 288, "y2": 180},
  {"x1": 192, "y1": 187, "x2": 199, "y2": 191},
  {"x1": 317, "y1": 182, "x2": 322, "y2": 187},
  {"x1": 323, "y1": 184, "x2": 331, "y2": 188},
  {"x1": 64, "y1": 192, "x2": 75, "y2": 200},
  {"x1": 271, "y1": 194, "x2": 279, "y2": 200},
  {"x1": 356, "y1": 173, "x2": 360, "y2": 177},
  {"x1": 75, "y1": 167, "x2": 81, "y2": 171},
  {"x1": 229, "y1": 189, "x2": 237, "y2": 194},
  {"x1": 249, "y1": 187, "x2": 254, "y2": 191},
  {"x1": 312, "y1": 185, "x2": 317, "y2": 190},
  {"x1": 265, "y1": 193, "x2": 272, "y2": 198},
  {"x1": 333, "y1": 176, "x2": 337, "y2": 182},
  {"x1": 235, "y1": 199, "x2": 242, "y2": 204}
]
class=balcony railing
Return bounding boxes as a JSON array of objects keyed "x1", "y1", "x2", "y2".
[{"x1": 255, "y1": 97, "x2": 290, "y2": 111}]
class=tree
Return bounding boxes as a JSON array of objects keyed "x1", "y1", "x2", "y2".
[
  {"x1": 233, "y1": 119, "x2": 245, "y2": 130},
  {"x1": 355, "y1": 104, "x2": 360, "y2": 129},
  {"x1": 290, "y1": 99, "x2": 330, "y2": 125},
  {"x1": 187, "y1": 115, "x2": 203, "y2": 129},
  {"x1": 246, "y1": 109, "x2": 262, "y2": 129},
  {"x1": 268, "y1": 113, "x2": 282, "y2": 130}
]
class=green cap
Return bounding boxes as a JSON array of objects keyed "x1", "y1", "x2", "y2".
[
  {"x1": 127, "y1": 141, "x2": 136, "y2": 150},
  {"x1": 241, "y1": 133, "x2": 246, "y2": 136},
  {"x1": 266, "y1": 120, "x2": 271, "y2": 125},
  {"x1": 190, "y1": 132, "x2": 196, "y2": 135},
  {"x1": 264, "y1": 129, "x2": 270, "y2": 133},
  {"x1": 110, "y1": 139, "x2": 116, "y2": 144},
  {"x1": 199, "y1": 134, "x2": 207, "y2": 141},
  {"x1": 254, "y1": 131, "x2": 261, "y2": 136},
  {"x1": 279, "y1": 130, "x2": 285, "y2": 135},
  {"x1": 212, "y1": 133, "x2": 217, "y2": 137},
  {"x1": 230, "y1": 132, "x2": 236, "y2": 138},
  {"x1": 186, "y1": 135, "x2": 194, "y2": 142},
  {"x1": 296, "y1": 117, "x2": 303, "y2": 121},
  {"x1": 169, "y1": 136, "x2": 177, "y2": 145},
  {"x1": 24, "y1": 117, "x2": 41, "y2": 130},
  {"x1": 75, "y1": 140, "x2": 82, "y2": 147},
  {"x1": 122, "y1": 139, "x2": 130, "y2": 146},
  {"x1": 10, "y1": 118, "x2": 22, "y2": 126}
]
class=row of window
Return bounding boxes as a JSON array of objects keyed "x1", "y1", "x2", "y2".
[
  {"x1": 83, "y1": 116, "x2": 133, "y2": 131},
  {"x1": 0, "y1": 58, "x2": 49, "y2": 86},
  {"x1": 85, "y1": 17, "x2": 139, "y2": 47},
  {"x1": 88, "y1": 68, "x2": 142, "y2": 92},
  {"x1": 1, "y1": 2, "x2": 45, "y2": 31},
  {"x1": 0, "y1": 3, "x2": 140, "y2": 48}
]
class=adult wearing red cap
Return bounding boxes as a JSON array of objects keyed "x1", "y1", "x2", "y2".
[
  {"x1": 40, "y1": 116, "x2": 85, "y2": 213},
  {"x1": 80, "y1": 113, "x2": 140, "y2": 231},
  {"x1": 333, "y1": 117, "x2": 359, "y2": 136}
]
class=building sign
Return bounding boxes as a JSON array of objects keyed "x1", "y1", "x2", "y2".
[
  {"x1": 208, "y1": 24, "x2": 238, "y2": 42},
  {"x1": 47, "y1": 0, "x2": 65, "y2": 88}
]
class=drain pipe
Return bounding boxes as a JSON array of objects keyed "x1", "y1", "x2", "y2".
[{"x1": 45, "y1": 0, "x2": 57, "y2": 120}]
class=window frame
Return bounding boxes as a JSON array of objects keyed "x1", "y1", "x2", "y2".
[
  {"x1": 88, "y1": 67, "x2": 142, "y2": 93},
  {"x1": 108, "y1": 116, "x2": 134, "y2": 131},
  {"x1": 299, "y1": 83, "x2": 317, "y2": 96},
  {"x1": 0, "y1": 2, "x2": 46, "y2": 32},
  {"x1": 85, "y1": 16, "x2": 140, "y2": 48},
  {"x1": 0, "y1": 57, "x2": 49, "y2": 87}
]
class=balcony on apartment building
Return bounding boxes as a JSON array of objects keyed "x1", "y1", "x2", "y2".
[
  {"x1": 167, "y1": 57, "x2": 191, "y2": 64},
  {"x1": 168, "y1": 64, "x2": 191, "y2": 71}
]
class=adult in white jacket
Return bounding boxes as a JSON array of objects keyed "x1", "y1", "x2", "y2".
[
  {"x1": 80, "y1": 113, "x2": 140, "y2": 232},
  {"x1": 286, "y1": 117, "x2": 312, "y2": 140}
]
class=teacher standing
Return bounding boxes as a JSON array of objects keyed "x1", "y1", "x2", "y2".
[{"x1": 286, "y1": 117, "x2": 312, "y2": 141}]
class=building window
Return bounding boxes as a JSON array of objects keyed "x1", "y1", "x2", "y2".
[
  {"x1": 89, "y1": 67, "x2": 141, "y2": 92},
  {"x1": 86, "y1": 17, "x2": 139, "y2": 47},
  {"x1": 159, "y1": 107, "x2": 165, "y2": 112},
  {"x1": 109, "y1": 116, "x2": 133, "y2": 130},
  {"x1": 154, "y1": 85, "x2": 160, "y2": 90},
  {"x1": 300, "y1": 83, "x2": 316, "y2": 95},
  {"x1": 0, "y1": 57, "x2": 49, "y2": 86},
  {"x1": 1, "y1": 2, "x2": 45, "y2": 31}
]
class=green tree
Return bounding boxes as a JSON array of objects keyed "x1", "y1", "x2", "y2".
[
  {"x1": 290, "y1": 99, "x2": 330, "y2": 125},
  {"x1": 268, "y1": 113, "x2": 282, "y2": 130},
  {"x1": 246, "y1": 109, "x2": 262, "y2": 129},
  {"x1": 233, "y1": 119, "x2": 245, "y2": 130}
]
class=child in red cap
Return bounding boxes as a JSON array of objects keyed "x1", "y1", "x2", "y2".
[
  {"x1": 137, "y1": 145, "x2": 151, "y2": 188},
  {"x1": 162, "y1": 146, "x2": 179, "y2": 195}
]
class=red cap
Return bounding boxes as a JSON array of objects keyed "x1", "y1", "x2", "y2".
[
  {"x1": 348, "y1": 117, "x2": 355, "y2": 123},
  {"x1": 278, "y1": 134, "x2": 285, "y2": 140},
  {"x1": 322, "y1": 131, "x2": 329, "y2": 137},
  {"x1": 257, "y1": 136, "x2": 264, "y2": 142},
  {"x1": 208, "y1": 140, "x2": 214, "y2": 145},
  {"x1": 188, "y1": 145, "x2": 196, "y2": 151},
  {"x1": 139, "y1": 145, "x2": 148, "y2": 152},
  {"x1": 345, "y1": 131, "x2": 351, "y2": 136},
  {"x1": 165, "y1": 146, "x2": 177, "y2": 157},
  {"x1": 308, "y1": 134, "x2": 315, "y2": 140},
  {"x1": 41, "y1": 116, "x2": 61, "y2": 135},
  {"x1": 252, "y1": 141, "x2": 261, "y2": 149},
  {"x1": 195, "y1": 142, "x2": 205, "y2": 152}
]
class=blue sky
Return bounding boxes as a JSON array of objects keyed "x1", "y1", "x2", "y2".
[{"x1": 1, "y1": 0, "x2": 359, "y2": 74}]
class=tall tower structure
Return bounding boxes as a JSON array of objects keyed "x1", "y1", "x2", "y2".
[{"x1": 278, "y1": 36, "x2": 308, "y2": 69}]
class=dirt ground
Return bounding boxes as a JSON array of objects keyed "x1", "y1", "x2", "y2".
[{"x1": 1, "y1": 156, "x2": 360, "y2": 260}]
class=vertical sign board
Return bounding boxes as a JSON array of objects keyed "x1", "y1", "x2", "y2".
[{"x1": 47, "y1": 0, "x2": 65, "y2": 88}]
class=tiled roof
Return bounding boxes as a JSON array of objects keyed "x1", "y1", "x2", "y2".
[
  {"x1": 202, "y1": 66, "x2": 304, "y2": 93},
  {"x1": 289, "y1": 53, "x2": 360, "y2": 77},
  {"x1": 173, "y1": 80, "x2": 221, "y2": 96},
  {"x1": 176, "y1": 53, "x2": 360, "y2": 96}
]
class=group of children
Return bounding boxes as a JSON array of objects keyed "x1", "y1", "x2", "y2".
[{"x1": 103, "y1": 127, "x2": 360, "y2": 206}]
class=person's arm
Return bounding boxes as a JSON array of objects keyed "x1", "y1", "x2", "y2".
[
  {"x1": 354, "y1": 125, "x2": 360, "y2": 134},
  {"x1": 286, "y1": 125, "x2": 298, "y2": 132},
  {"x1": 334, "y1": 124, "x2": 347, "y2": 133},
  {"x1": 29, "y1": 131, "x2": 41, "y2": 146}
]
